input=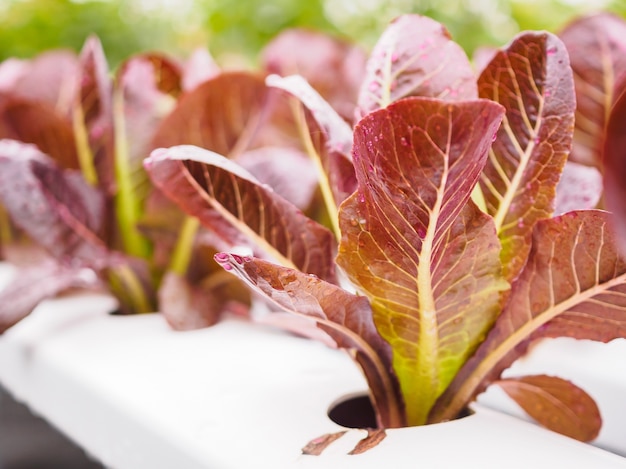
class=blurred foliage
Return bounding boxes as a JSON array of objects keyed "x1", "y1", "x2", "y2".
[
  {"x1": 319, "y1": 0, "x2": 625, "y2": 55},
  {"x1": 319, "y1": 0, "x2": 517, "y2": 56},
  {"x1": 0, "y1": 0, "x2": 625, "y2": 66},
  {"x1": 198, "y1": 0, "x2": 626, "y2": 62},
  {"x1": 0, "y1": 0, "x2": 180, "y2": 67},
  {"x1": 511, "y1": 0, "x2": 626, "y2": 35},
  {"x1": 200, "y1": 0, "x2": 339, "y2": 62}
]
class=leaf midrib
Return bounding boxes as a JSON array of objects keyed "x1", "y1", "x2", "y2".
[
  {"x1": 493, "y1": 101, "x2": 544, "y2": 232},
  {"x1": 408, "y1": 119, "x2": 452, "y2": 425},
  {"x1": 499, "y1": 379, "x2": 582, "y2": 425}
]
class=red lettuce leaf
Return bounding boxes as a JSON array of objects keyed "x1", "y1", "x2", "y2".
[
  {"x1": 141, "y1": 157, "x2": 249, "y2": 254},
  {"x1": 554, "y1": 161, "x2": 602, "y2": 215},
  {"x1": 315, "y1": 139, "x2": 358, "y2": 208},
  {"x1": 559, "y1": 13, "x2": 626, "y2": 167},
  {"x1": 0, "y1": 59, "x2": 25, "y2": 93},
  {"x1": 0, "y1": 97, "x2": 79, "y2": 170},
  {"x1": 158, "y1": 270, "x2": 248, "y2": 331},
  {"x1": 603, "y1": 85, "x2": 626, "y2": 257},
  {"x1": 182, "y1": 48, "x2": 221, "y2": 92},
  {"x1": 356, "y1": 14, "x2": 478, "y2": 118},
  {"x1": 312, "y1": 134, "x2": 358, "y2": 207},
  {"x1": 74, "y1": 36, "x2": 115, "y2": 193},
  {"x1": 0, "y1": 140, "x2": 108, "y2": 266},
  {"x1": 301, "y1": 431, "x2": 347, "y2": 456},
  {"x1": 432, "y1": 210, "x2": 626, "y2": 422},
  {"x1": 116, "y1": 54, "x2": 177, "y2": 166},
  {"x1": 3, "y1": 50, "x2": 78, "y2": 117},
  {"x1": 144, "y1": 145, "x2": 338, "y2": 283},
  {"x1": 235, "y1": 146, "x2": 318, "y2": 211},
  {"x1": 262, "y1": 28, "x2": 366, "y2": 122},
  {"x1": 0, "y1": 260, "x2": 100, "y2": 334},
  {"x1": 213, "y1": 253, "x2": 404, "y2": 428},
  {"x1": 496, "y1": 375, "x2": 601, "y2": 442},
  {"x1": 116, "y1": 54, "x2": 182, "y2": 143},
  {"x1": 478, "y1": 32, "x2": 575, "y2": 280},
  {"x1": 266, "y1": 74, "x2": 353, "y2": 156},
  {"x1": 113, "y1": 53, "x2": 184, "y2": 258},
  {"x1": 337, "y1": 97, "x2": 506, "y2": 425},
  {"x1": 0, "y1": 140, "x2": 153, "y2": 316},
  {"x1": 349, "y1": 429, "x2": 387, "y2": 455},
  {"x1": 529, "y1": 213, "x2": 626, "y2": 342},
  {"x1": 266, "y1": 74, "x2": 357, "y2": 212},
  {"x1": 158, "y1": 240, "x2": 251, "y2": 331},
  {"x1": 151, "y1": 72, "x2": 273, "y2": 158},
  {"x1": 118, "y1": 53, "x2": 183, "y2": 98},
  {"x1": 472, "y1": 46, "x2": 498, "y2": 76}
]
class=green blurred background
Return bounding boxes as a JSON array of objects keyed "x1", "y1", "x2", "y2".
[{"x1": 1, "y1": 0, "x2": 625, "y2": 67}]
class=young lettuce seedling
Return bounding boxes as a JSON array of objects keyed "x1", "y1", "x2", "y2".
[{"x1": 144, "y1": 14, "x2": 626, "y2": 450}]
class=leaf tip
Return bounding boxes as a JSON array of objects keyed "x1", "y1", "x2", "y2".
[
  {"x1": 214, "y1": 252, "x2": 251, "y2": 271},
  {"x1": 144, "y1": 148, "x2": 169, "y2": 167},
  {"x1": 214, "y1": 252, "x2": 233, "y2": 271},
  {"x1": 264, "y1": 73, "x2": 283, "y2": 88}
]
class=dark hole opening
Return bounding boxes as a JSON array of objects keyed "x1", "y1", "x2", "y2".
[
  {"x1": 328, "y1": 393, "x2": 475, "y2": 429},
  {"x1": 328, "y1": 394, "x2": 378, "y2": 429}
]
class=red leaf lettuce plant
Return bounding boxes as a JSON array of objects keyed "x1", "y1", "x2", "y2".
[
  {"x1": 0, "y1": 27, "x2": 369, "y2": 333},
  {"x1": 144, "y1": 13, "x2": 626, "y2": 448},
  {"x1": 0, "y1": 37, "x2": 258, "y2": 331}
]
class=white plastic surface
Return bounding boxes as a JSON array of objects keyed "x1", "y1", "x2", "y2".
[{"x1": 0, "y1": 263, "x2": 625, "y2": 468}]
